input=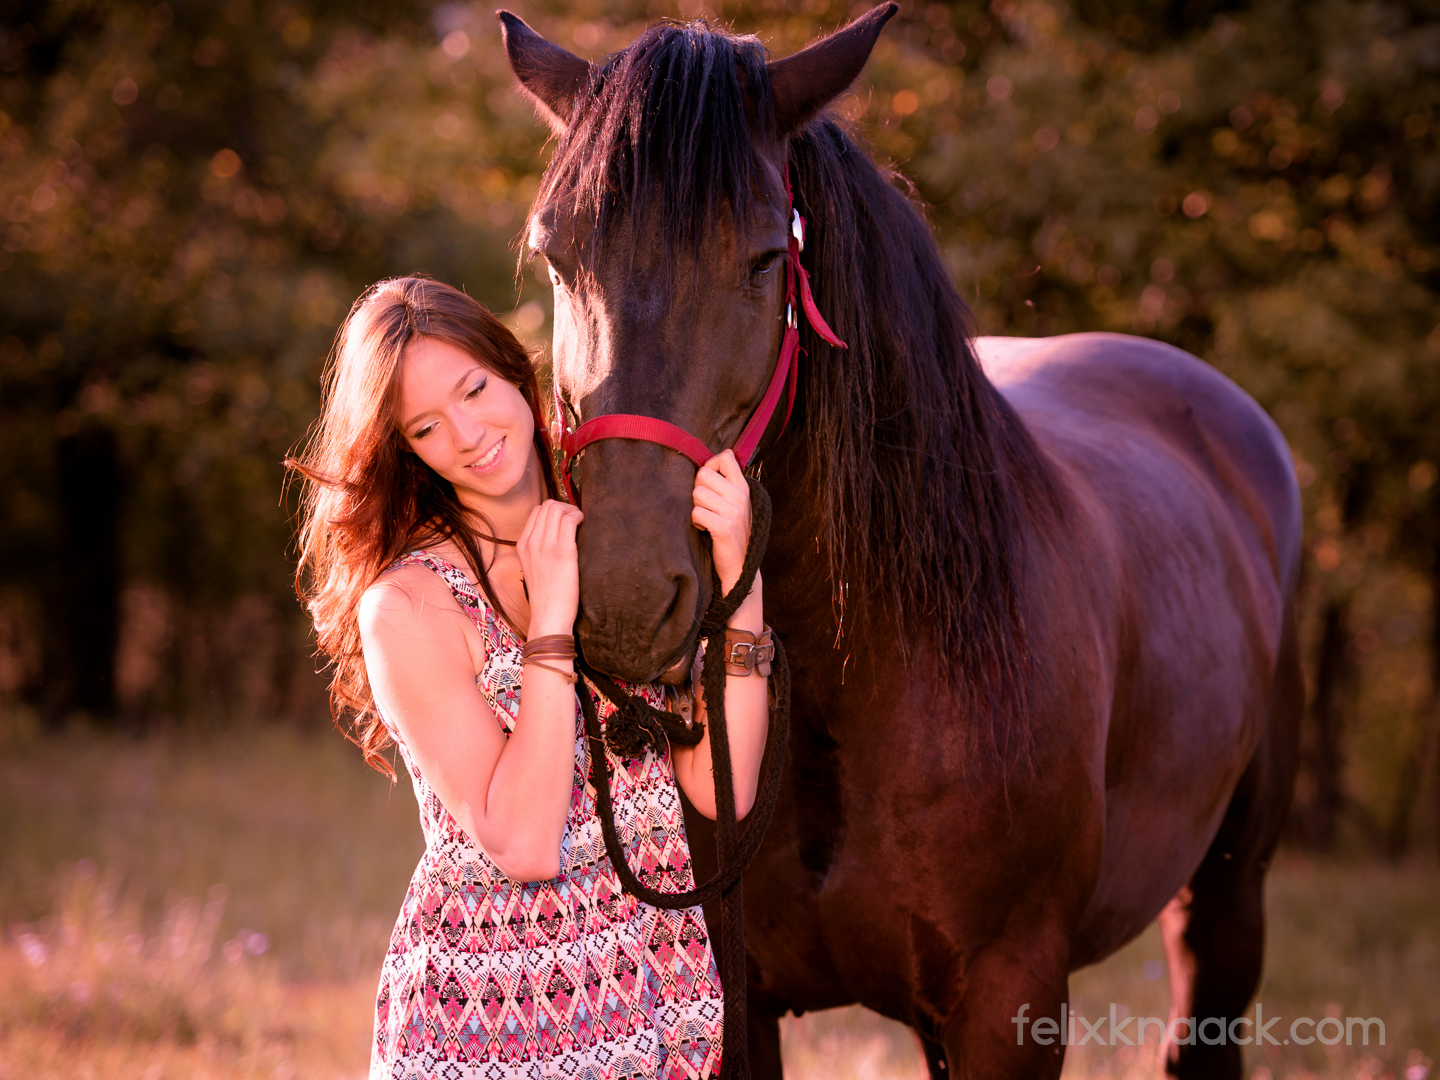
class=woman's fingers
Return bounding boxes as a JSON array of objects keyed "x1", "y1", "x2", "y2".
[
  {"x1": 518, "y1": 503, "x2": 542, "y2": 549},
  {"x1": 703, "y1": 449, "x2": 743, "y2": 481},
  {"x1": 697, "y1": 473, "x2": 749, "y2": 513},
  {"x1": 695, "y1": 461, "x2": 740, "y2": 494},
  {"x1": 697, "y1": 458, "x2": 749, "y2": 509},
  {"x1": 695, "y1": 467, "x2": 747, "y2": 506},
  {"x1": 535, "y1": 500, "x2": 578, "y2": 549},
  {"x1": 691, "y1": 482, "x2": 737, "y2": 514},
  {"x1": 514, "y1": 501, "x2": 583, "y2": 633},
  {"x1": 693, "y1": 450, "x2": 750, "y2": 547},
  {"x1": 691, "y1": 504, "x2": 722, "y2": 532},
  {"x1": 539, "y1": 500, "x2": 561, "y2": 546},
  {"x1": 514, "y1": 501, "x2": 581, "y2": 564},
  {"x1": 558, "y1": 504, "x2": 582, "y2": 546}
]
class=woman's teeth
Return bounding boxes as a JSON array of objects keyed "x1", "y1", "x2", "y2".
[{"x1": 473, "y1": 438, "x2": 503, "y2": 468}]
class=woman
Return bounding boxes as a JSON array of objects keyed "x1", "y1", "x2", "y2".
[{"x1": 290, "y1": 276, "x2": 770, "y2": 1079}]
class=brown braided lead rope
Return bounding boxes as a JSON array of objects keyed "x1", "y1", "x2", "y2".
[{"x1": 574, "y1": 477, "x2": 790, "y2": 1080}]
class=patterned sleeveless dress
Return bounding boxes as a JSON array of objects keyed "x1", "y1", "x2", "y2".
[{"x1": 371, "y1": 551, "x2": 724, "y2": 1080}]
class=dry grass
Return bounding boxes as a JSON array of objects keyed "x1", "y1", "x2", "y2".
[
  {"x1": 0, "y1": 724, "x2": 411, "y2": 1079},
  {"x1": 0, "y1": 866, "x2": 375, "y2": 1079},
  {"x1": 0, "y1": 724, "x2": 1436, "y2": 1079}
]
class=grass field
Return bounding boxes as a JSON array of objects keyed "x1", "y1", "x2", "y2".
[{"x1": 1, "y1": 724, "x2": 1435, "y2": 1079}]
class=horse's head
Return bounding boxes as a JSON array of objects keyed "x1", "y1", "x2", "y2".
[{"x1": 501, "y1": 6, "x2": 896, "y2": 681}]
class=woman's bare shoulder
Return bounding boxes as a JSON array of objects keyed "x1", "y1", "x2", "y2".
[{"x1": 359, "y1": 562, "x2": 468, "y2": 644}]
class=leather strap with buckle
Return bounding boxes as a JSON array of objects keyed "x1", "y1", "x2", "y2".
[{"x1": 723, "y1": 626, "x2": 774, "y2": 677}]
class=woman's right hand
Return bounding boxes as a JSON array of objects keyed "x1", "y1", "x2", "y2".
[{"x1": 516, "y1": 499, "x2": 584, "y2": 636}]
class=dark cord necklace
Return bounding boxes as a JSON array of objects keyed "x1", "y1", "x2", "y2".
[{"x1": 474, "y1": 530, "x2": 525, "y2": 600}]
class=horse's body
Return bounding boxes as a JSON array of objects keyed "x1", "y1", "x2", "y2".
[
  {"x1": 978, "y1": 333, "x2": 1297, "y2": 966},
  {"x1": 712, "y1": 332, "x2": 1301, "y2": 1077},
  {"x1": 500, "y1": 7, "x2": 1302, "y2": 1076}
]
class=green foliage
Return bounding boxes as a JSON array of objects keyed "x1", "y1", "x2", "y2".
[
  {"x1": 855, "y1": 0, "x2": 1440, "y2": 851},
  {"x1": 0, "y1": 0, "x2": 1436, "y2": 846},
  {"x1": 0, "y1": 0, "x2": 552, "y2": 722}
]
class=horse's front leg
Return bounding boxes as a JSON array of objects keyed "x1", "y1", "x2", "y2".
[
  {"x1": 935, "y1": 926, "x2": 1072, "y2": 1080},
  {"x1": 916, "y1": 1028, "x2": 950, "y2": 1078},
  {"x1": 744, "y1": 994, "x2": 784, "y2": 1079}
]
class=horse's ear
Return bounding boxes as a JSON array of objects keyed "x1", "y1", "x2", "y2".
[
  {"x1": 767, "y1": 3, "x2": 898, "y2": 135},
  {"x1": 496, "y1": 10, "x2": 593, "y2": 135}
]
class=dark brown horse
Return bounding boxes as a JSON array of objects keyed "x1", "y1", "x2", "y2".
[{"x1": 501, "y1": 6, "x2": 1302, "y2": 1077}]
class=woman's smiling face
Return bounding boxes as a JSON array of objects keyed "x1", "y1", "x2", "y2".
[{"x1": 398, "y1": 335, "x2": 539, "y2": 508}]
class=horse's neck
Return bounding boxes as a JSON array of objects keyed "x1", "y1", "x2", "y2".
[{"x1": 759, "y1": 357, "x2": 1050, "y2": 646}]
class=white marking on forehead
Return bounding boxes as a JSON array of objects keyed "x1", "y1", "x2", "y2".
[{"x1": 526, "y1": 216, "x2": 552, "y2": 253}]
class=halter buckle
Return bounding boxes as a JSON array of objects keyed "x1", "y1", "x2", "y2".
[
  {"x1": 722, "y1": 627, "x2": 775, "y2": 678},
  {"x1": 791, "y1": 208, "x2": 804, "y2": 252}
]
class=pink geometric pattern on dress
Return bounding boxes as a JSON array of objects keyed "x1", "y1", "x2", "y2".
[{"x1": 370, "y1": 550, "x2": 723, "y2": 1080}]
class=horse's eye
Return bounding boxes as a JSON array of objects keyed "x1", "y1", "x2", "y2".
[{"x1": 748, "y1": 252, "x2": 781, "y2": 286}]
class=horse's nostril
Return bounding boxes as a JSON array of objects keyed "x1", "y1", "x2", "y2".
[{"x1": 662, "y1": 577, "x2": 686, "y2": 628}]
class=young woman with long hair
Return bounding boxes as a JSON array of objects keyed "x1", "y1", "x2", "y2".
[{"x1": 289, "y1": 276, "x2": 768, "y2": 1080}]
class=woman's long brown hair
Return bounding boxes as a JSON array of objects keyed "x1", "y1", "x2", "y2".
[{"x1": 287, "y1": 276, "x2": 559, "y2": 777}]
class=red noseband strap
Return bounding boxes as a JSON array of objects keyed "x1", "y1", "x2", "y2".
[
  {"x1": 564, "y1": 411, "x2": 715, "y2": 471},
  {"x1": 556, "y1": 164, "x2": 845, "y2": 501}
]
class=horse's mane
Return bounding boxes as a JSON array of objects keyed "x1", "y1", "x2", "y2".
[
  {"x1": 787, "y1": 118, "x2": 1062, "y2": 733},
  {"x1": 534, "y1": 21, "x2": 1060, "y2": 737}
]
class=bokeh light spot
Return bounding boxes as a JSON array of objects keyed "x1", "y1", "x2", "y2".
[{"x1": 211, "y1": 149, "x2": 242, "y2": 179}]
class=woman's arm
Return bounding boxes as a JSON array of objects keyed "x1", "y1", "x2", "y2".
[
  {"x1": 672, "y1": 451, "x2": 770, "y2": 820},
  {"x1": 359, "y1": 500, "x2": 584, "y2": 881}
]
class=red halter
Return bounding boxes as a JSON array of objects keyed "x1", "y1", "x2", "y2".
[{"x1": 553, "y1": 167, "x2": 846, "y2": 502}]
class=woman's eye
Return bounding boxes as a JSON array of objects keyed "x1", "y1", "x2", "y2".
[
  {"x1": 465, "y1": 378, "x2": 487, "y2": 400},
  {"x1": 413, "y1": 424, "x2": 435, "y2": 440}
]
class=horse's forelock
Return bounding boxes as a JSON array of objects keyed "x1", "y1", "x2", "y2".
[{"x1": 532, "y1": 21, "x2": 774, "y2": 272}]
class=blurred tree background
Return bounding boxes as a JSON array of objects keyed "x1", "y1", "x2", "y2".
[{"x1": 1, "y1": 0, "x2": 1436, "y2": 859}]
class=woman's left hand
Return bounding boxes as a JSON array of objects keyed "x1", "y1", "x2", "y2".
[{"x1": 691, "y1": 450, "x2": 752, "y2": 594}]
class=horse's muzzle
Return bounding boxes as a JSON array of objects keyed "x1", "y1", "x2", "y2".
[
  {"x1": 575, "y1": 562, "x2": 703, "y2": 683},
  {"x1": 572, "y1": 444, "x2": 712, "y2": 683}
]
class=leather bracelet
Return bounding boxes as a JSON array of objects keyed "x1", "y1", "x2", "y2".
[
  {"x1": 522, "y1": 647, "x2": 576, "y2": 661},
  {"x1": 722, "y1": 625, "x2": 774, "y2": 677},
  {"x1": 521, "y1": 634, "x2": 576, "y2": 662},
  {"x1": 524, "y1": 659, "x2": 578, "y2": 683}
]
